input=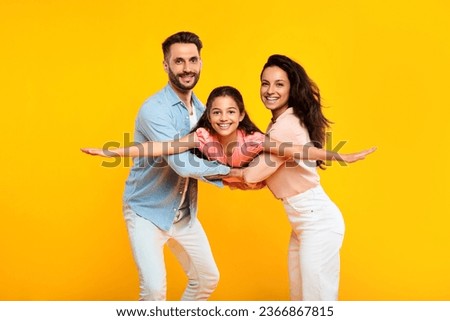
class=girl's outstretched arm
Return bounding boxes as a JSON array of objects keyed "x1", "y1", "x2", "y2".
[
  {"x1": 81, "y1": 133, "x2": 198, "y2": 158},
  {"x1": 262, "y1": 138, "x2": 376, "y2": 163}
]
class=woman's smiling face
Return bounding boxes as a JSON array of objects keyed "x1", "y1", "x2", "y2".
[{"x1": 260, "y1": 66, "x2": 291, "y2": 119}]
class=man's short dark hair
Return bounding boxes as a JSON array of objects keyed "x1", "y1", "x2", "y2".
[{"x1": 162, "y1": 31, "x2": 203, "y2": 60}]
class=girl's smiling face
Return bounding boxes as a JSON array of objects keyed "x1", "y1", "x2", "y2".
[{"x1": 208, "y1": 95, "x2": 245, "y2": 140}]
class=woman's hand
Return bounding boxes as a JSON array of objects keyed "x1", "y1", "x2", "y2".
[{"x1": 340, "y1": 146, "x2": 377, "y2": 163}]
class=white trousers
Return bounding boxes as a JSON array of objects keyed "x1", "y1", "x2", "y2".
[
  {"x1": 123, "y1": 205, "x2": 219, "y2": 301},
  {"x1": 283, "y1": 185, "x2": 345, "y2": 301}
]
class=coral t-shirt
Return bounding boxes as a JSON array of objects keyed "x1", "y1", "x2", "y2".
[{"x1": 195, "y1": 128, "x2": 265, "y2": 168}]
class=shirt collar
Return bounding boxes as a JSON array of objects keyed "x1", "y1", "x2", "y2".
[
  {"x1": 163, "y1": 83, "x2": 202, "y2": 110},
  {"x1": 271, "y1": 107, "x2": 294, "y2": 124}
]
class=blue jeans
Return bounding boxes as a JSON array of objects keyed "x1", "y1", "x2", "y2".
[{"x1": 123, "y1": 204, "x2": 219, "y2": 300}]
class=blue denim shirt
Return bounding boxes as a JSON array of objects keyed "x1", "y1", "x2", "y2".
[{"x1": 123, "y1": 84, "x2": 230, "y2": 231}]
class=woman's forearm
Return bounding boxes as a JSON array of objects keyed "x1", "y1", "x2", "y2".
[{"x1": 264, "y1": 139, "x2": 376, "y2": 163}]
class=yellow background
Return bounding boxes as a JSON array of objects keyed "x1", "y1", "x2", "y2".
[{"x1": 1, "y1": 0, "x2": 449, "y2": 300}]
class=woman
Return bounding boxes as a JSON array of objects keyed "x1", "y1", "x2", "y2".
[{"x1": 228, "y1": 54, "x2": 360, "y2": 300}]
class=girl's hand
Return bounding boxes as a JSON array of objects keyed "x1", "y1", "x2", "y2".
[
  {"x1": 340, "y1": 146, "x2": 377, "y2": 163},
  {"x1": 80, "y1": 148, "x2": 116, "y2": 157}
]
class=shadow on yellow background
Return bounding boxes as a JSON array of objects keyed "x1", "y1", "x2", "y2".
[{"x1": 1, "y1": 1, "x2": 449, "y2": 300}]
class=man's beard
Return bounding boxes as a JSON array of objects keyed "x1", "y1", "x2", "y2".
[{"x1": 168, "y1": 67, "x2": 200, "y2": 92}]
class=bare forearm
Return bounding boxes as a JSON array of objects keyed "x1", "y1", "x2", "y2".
[
  {"x1": 81, "y1": 133, "x2": 197, "y2": 158},
  {"x1": 299, "y1": 146, "x2": 378, "y2": 163},
  {"x1": 116, "y1": 143, "x2": 162, "y2": 157},
  {"x1": 264, "y1": 139, "x2": 376, "y2": 163},
  {"x1": 290, "y1": 145, "x2": 343, "y2": 161},
  {"x1": 81, "y1": 142, "x2": 164, "y2": 158},
  {"x1": 264, "y1": 139, "x2": 337, "y2": 161}
]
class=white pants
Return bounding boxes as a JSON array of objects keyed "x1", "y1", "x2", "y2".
[
  {"x1": 123, "y1": 205, "x2": 219, "y2": 301},
  {"x1": 283, "y1": 185, "x2": 345, "y2": 301}
]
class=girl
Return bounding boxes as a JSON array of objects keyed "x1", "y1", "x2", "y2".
[{"x1": 81, "y1": 86, "x2": 374, "y2": 167}]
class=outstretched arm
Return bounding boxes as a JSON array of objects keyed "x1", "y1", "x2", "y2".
[
  {"x1": 224, "y1": 143, "x2": 377, "y2": 187},
  {"x1": 262, "y1": 138, "x2": 377, "y2": 164},
  {"x1": 81, "y1": 133, "x2": 198, "y2": 158}
]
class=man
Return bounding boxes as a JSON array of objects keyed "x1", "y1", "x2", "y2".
[{"x1": 123, "y1": 31, "x2": 231, "y2": 300}]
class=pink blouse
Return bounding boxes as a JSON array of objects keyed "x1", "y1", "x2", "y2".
[
  {"x1": 195, "y1": 128, "x2": 265, "y2": 168},
  {"x1": 242, "y1": 108, "x2": 320, "y2": 199}
]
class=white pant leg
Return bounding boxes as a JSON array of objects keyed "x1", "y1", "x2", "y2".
[
  {"x1": 288, "y1": 230, "x2": 302, "y2": 300},
  {"x1": 123, "y1": 205, "x2": 169, "y2": 301},
  {"x1": 283, "y1": 186, "x2": 345, "y2": 301},
  {"x1": 170, "y1": 217, "x2": 220, "y2": 301}
]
